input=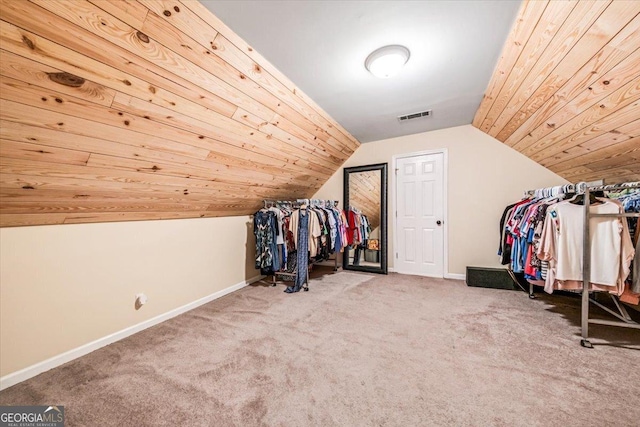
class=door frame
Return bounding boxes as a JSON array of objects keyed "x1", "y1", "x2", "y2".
[{"x1": 391, "y1": 149, "x2": 450, "y2": 278}]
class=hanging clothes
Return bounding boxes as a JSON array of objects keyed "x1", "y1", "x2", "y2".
[
  {"x1": 538, "y1": 199, "x2": 634, "y2": 295},
  {"x1": 286, "y1": 208, "x2": 309, "y2": 293},
  {"x1": 253, "y1": 210, "x2": 278, "y2": 274}
]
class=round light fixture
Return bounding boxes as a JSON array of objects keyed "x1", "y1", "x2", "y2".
[{"x1": 365, "y1": 45, "x2": 410, "y2": 79}]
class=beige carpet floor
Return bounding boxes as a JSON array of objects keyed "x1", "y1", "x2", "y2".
[{"x1": 1, "y1": 269, "x2": 639, "y2": 426}]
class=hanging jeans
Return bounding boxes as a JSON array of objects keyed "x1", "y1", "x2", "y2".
[{"x1": 286, "y1": 209, "x2": 309, "y2": 293}]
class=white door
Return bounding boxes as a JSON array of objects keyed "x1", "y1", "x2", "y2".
[{"x1": 396, "y1": 153, "x2": 445, "y2": 277}]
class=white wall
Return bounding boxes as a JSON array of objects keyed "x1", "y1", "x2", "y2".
[
  {"x1": 314, "y1": 125, "x2": 567, "y2": 275},
  {"x1": 0, "y1": 216, "x2": 258, "y2": 378}
]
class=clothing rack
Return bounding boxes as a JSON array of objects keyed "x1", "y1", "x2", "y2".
[
  {"x1": 579, "y1": 181, "x2": 640, "y2": 348},
  {"x1": 261, "y1": 199, "x2": 342, "y2": 290},
  {"x1": 523, "y1": 184, "x2": 576, "y2": 299}
]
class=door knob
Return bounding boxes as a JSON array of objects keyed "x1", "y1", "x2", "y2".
[{"x1": 436, "y1": 220, "x2": 442, "y2": 226}]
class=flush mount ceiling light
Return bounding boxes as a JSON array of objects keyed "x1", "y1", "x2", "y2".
[{"x1": 365, "y1": 45, "x2": 410, "y2": 79}]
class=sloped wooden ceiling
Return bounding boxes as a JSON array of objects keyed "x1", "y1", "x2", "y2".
[
  {"x1": 0, "y1": 0, "x2": 359, "y2": 227},
  {"x1": 473, "y1": 0, "x2": 640, "y2": 184}
]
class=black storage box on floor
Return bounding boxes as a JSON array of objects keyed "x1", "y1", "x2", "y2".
[
  {"x1": 466, "y1": 267, "x2": 519, "y2": 290},
  {"x1": 364, "y1": 249, "x2": 380, "y2": 263}
]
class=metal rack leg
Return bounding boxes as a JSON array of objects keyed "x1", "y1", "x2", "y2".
[
  {"x1": 580, "y1": 290, "x2": 593, "y2": 348},
  {"x1": 580, "y1": 187, "x2": 593, "y2": 349},
  {"x1": 529, "y1": 282, "x2": 535, "y2": 299},
  {"x1": 304, "y1": 262, "x2": 310, "y2": 291}
]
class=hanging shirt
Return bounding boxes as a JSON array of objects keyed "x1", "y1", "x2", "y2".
[
  {"x1": 268, "y1": 206, "x2": 285, "y2": 245},
  {"x1": 289, "y1": 208, "x2": 322, "y2": 257},
  {"x1": 538, "y1": 199, "x2": 635, "y2": 294}
]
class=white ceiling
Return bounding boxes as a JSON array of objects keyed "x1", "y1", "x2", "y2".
[{"x1": 201, "y1": 0, "x2": 522, "y2": 143}]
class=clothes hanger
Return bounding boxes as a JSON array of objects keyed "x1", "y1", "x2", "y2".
[{"x1": 568, "y1": 192, "x2": 603, "y2": 205}]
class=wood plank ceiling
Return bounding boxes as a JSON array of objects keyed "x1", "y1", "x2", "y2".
[
  {"x1": 0, "y1": 0, "x2": 359, "y2": 227},
  {"x1": 474, "y1": 0, "x2": 640, "y2": 185}
]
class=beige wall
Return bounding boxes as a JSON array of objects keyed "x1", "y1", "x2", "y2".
[
  {"x1": 0, "y1": 216, "x2": 257, "y2": 376},
  {"x1": 314, "y1": 124, "x2": 567, "y2": 275}
]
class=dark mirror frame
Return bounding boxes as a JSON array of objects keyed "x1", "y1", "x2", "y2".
[{"x1": 343, "y1": 163, "x2": 388, "y2": 274}]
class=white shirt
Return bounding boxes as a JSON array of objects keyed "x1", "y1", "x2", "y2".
[{"x1": 539, "y1": 199, "x2": 634, "y2": 291}]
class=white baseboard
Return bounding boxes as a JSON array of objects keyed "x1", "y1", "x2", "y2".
[
  {"x1": 388, "y1": 269, "x2": 464, "y2": 280},
  {"x1": 0, "y1": 274, "x2": 263, "y2": 391},
  {"x1": 388, "y1": 267, "x2": 396, "y2": 273}
]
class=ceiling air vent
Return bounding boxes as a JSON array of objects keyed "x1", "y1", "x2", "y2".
[{"x1": 398, "y1": 109, "x2": 432, "y2": 122}]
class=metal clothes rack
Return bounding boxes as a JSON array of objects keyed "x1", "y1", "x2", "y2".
[
  {"x1": 521, "y1": 181, "x2": 640, "y2": 347},
  {"x1": 261, "y1": 199, "x2": 342, "y2": 290},
  {"x1": 579, "y1": 181, "x2": 640, "y2": 348}
]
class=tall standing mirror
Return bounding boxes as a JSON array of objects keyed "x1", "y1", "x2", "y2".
[{"x1": 343, "y1": 163, "x2": 388, "y2": 274}]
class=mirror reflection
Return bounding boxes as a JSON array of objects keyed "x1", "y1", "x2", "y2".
[{"x1": 343, "y1": 163, "x2": 387, "y2": 274}]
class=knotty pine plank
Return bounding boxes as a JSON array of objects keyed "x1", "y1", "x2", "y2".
[
  {"x1": 503, "y1": 16, "x2": 640, "y2": 147},
  {"x1": 111, "y1": 93, "x2": 345, "y2": 170},
  {"x1": 0, "y1": 119, "x2": 209, "y2": 164},
  {"x1": 0, "y1": 49, "x2": 116, "y2": 107},
  {"x1": 0, "y1": 157, "x2": 317, "y2": 197},
  {"x1": 548, "y1": 136, "x2": 640, "y2": 172},
  {"x1": 0, "y1": 139, "x2": 90, "y2": 166},
  {"x1": 473, "y1": 0, "x2": 549, "y2": 128},
  {"x1": 0, "y1": 212, "x2": 237, "y2": 228},
  {"x1": 522, "y1": 78, "x2": 640, "y2": 161},
  {"x1": 0, "y1": 80, "x2": 334, "y2": 181},
  {"x1": 111, "y1": 93, "x2": 343, "y2": 174},
  {"x1": 0, "y1": 173, "x2": 305, "y2": 205},
  {"x1": 29, "y1": 0, "x2": 274, "y2": 121},
  {"x1": 0, "y1": 158, "x2": 315, "y2": 217},
  {"x1": 580, "y1": 145, "x2": 640, "y2": 172},
  {"x1": 270, "y1": 113, "x2": 352, "y2": 157},
  {"x1": 34, "y1": 0, "x2": 356, "y2": 159},
  {"x1": 86, "y1": 0, "x2": 149, "y2": 29},
  {"x1": 0, "y1": 2, "x2": 237, "y2": 117},
  {"x1": 138, "y1": 7, "x2": 353, "y2": 160},
  {"x1": 0, "y1": 16, "x2": 346, "y2": 171},
  {"x1": 0, "y1": 13, "x2": 345, "y2": 170},
  {"x1": 231, "y1": 108, "x2": 268, "y2": 129},
  {"x1": 0, "y1": 200, "x2": 212, "y2": 214},
  {"x1": 0, "y1": 187, "x2": 254, "y2": 205},
  {"x1": 0, "y1": 18, "x2": 236, "y2": 121},
  {"x1": 489, "y1": 0, "x2": 613, "y2": 138},
  {"x1": 0, "y1": 171, "x2": 311, "y2": 204},
  {"x1": 0, "y1": 213, "x2": 67, "y2": 227},
  {"x1": 478, "y1": 0, "x2": 578, "y2": 134},
  {"x1": 84, "y1": 152, "x2": 320, "y2": 189},
  {"x1": 540, "y1": 118, "x2": 640, "y2": 169},
  {"x1": 557, "y1": 165, "x2": 640, "y2": 183},
  {"x1": 508, "y1": 41, "x2": 640, "y2": 151},
  {"x1": 61, "y1": 211, "x2": 252, "y2": 225},
  {"x1": 176, "y1": 0, "x2": 360, "y2": 150},
  {"x1": 209, "y1": 32, "x2": 356, "y2": 155}
]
